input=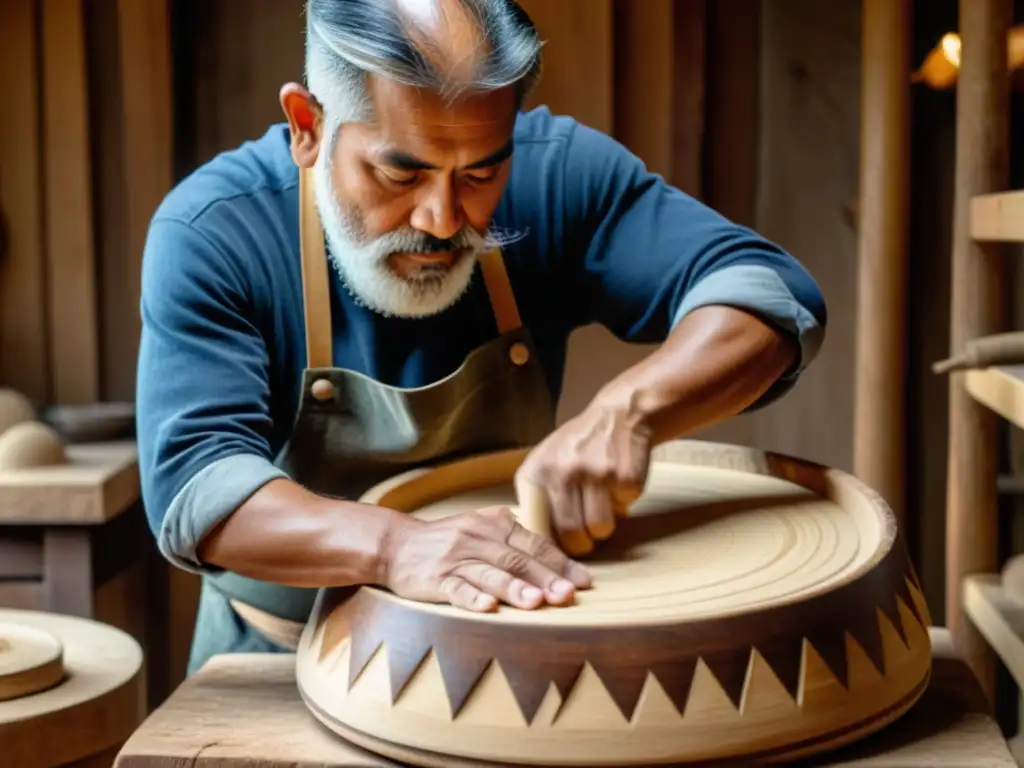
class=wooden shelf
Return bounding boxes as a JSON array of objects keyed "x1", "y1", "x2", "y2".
[
  {"x1": 963, "y1": 574, "x2": 1024, "y2": 689},
  {"x1": 965, "y1": 366, "x2": 1024, "y2": 430},
  {"x1": 971, "y1": 191, "x2": 1024, "y2": 242}
]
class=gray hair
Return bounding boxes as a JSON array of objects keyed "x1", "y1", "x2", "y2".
[{"x1": 304, "y1": 0, "x2": 543, "y2": 129}]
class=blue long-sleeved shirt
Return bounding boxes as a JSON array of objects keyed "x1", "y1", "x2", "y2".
[{"x1": 136, "y1": 107, "x2": 827, "y2": 573}]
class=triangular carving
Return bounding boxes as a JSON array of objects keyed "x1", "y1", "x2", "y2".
[
  {"x1": 683, "y1": 658, "x2": 742, "y2": 720},
  {"x1": 498, "y1": 655, "x2": 583, "y2": 725},
  {"x1": 740, "y1": 648, "x2": 800, "y2": 715},
  {"x1": 702, "y1": 647, "x2": 752, "y2": 710},
  {"x1": 552, "y1": 663, "x2": 629, "y2": 729},
  {"x1": 875, "y1": 584, "x2": 908, "y2": 649},
  {"x1": 805, "y1": 623, "x2": 849, "y2": 689},
  {"x1": 590, "y1": 659, "x2": 650, "y2": 721},
  {"x1": 755, "y1": 640, "x2": 803, "y2": 701},
  {"x1": 633, "y1": 672, "x2": 685, "y2": 726},
  {"x1": 649, "y1": 657, "x2": 698, "y2": 716},
  {"x1": 347, "y1": 631, "x2": 384, "y2": 690},
  {"x1": 316, "y1": 614, "x2": 352, "y2": 664},
  {"x1": 386, "y1": 636, "x2": 433, "y2": 702},
  {"x1": 434, "y1": 645, "x2": 494, "y2": 717},
  {"x1": 846, "y1": 606, "x2": 885, "y2": 676},
  {"x1": 894, "y1": 575, "x2": 925, "y2": 630}
]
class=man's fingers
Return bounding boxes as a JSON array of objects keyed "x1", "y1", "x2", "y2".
[
  {"x1": 471, "y1": 538, "x2": 581, "y2": 606},
  {"x1": 582, "y1": 483, "x2": 616, "y2": 541},
  {"x1": 453, "y1": 562, "x2": 546, "y2": 610},
  {"x1": 439, "y1": 574, "x2": 498, "y2": 613},
  {"x1": 506, "y1": 522, "x2": 593, "y2": 590},
  {"x1": 546, "y1": 482, "x2": 594, "y2": 557}
]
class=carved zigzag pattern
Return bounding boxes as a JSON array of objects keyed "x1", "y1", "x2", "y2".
[{"x1": 322, "y1": 549, "x2": 927, "y2": 725}]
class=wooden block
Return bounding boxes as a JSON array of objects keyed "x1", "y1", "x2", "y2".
[{"x1": 0, "y1": 441, "x2": 139, "y2": 525}]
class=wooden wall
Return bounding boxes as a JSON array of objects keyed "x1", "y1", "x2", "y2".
[{"x1": 0, "y1": 0, "x2": 173, "y2": 407}]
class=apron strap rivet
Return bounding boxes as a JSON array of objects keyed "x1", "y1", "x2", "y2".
[
  {"x1": 508, "y1": 342, "x2": 530, "y2": 366},
  {"x1": 310, "y1": 378, "x2": 335, "y2": 401}
]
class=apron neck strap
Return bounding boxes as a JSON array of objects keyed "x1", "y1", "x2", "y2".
[
  {"x1": 476, "y1": 248, "x2": 522, "y2": 334},
  {"x1": 298, "y1": 166, "x2": 524, "y2": 370},
  {"x1": 299, "y1": 166, "x2": 334, "y2": 369}
]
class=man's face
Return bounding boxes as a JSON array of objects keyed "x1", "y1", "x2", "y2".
[{"x1": 314, "y1": 78, "x2": 518, "y2": 318}]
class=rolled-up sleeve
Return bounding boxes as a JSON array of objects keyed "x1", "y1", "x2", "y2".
[
  {"x1": 559, "y1": 121, "x2": 827, "y2": 408},
  {"x1": 136, "y1": 218, "x2": 287, "y2": 573}
]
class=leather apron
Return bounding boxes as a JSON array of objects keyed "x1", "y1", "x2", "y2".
[{"x1": 188, "y1": 166, "x2": 555, "y2": 673}]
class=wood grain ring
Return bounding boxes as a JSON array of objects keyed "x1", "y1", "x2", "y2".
[{"x1": 296, "y1": 439, "x2": 933, "y2": 766}]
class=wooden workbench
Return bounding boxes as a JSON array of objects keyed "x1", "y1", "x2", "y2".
[{"x1": 114, "y1": 627, "x2": 1017, "y2": 767}]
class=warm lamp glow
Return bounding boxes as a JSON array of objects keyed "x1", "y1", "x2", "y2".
[
  {"x1": 911, "y1": 32, "x2": 961, "y2": 89},
  {"x1": 913, "y1": 25, "x2": 1024, "y2": 89}
]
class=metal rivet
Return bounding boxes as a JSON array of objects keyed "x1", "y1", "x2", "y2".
[
  {"x1": 311, "y1": 378, "x2": 335, "y2": 401},
  {"x1": 509, "y1": 342, "x2": 530, "y2": 366}
]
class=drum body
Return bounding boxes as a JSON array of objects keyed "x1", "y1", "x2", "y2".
[{"x1": 296, "y1": 441, "x2": 933, "y2": 767}]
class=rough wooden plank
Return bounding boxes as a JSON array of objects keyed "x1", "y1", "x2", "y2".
[
  {"x1": 518, "y1": 0, "x2": 613, "y2": 134},
  {"x1": 853, "y1": 0, "x2": 911, "y2": 529},
  {"x1": 611, "y1": 0, "x2": 674, "y2": 179},
  {"x1": 41, "y1": 0, "x2": 101, "y2": 405},
  {"x1": 0, "y1": 2, "x2": 50, "y2": 404},
  {"x1": 670, "y1": 0, "x2": 706, "y2": 198},
  {"x1": 111, "y1": 0, "x2": 174, "y2": 402},
  {"x1": 945, "y1": 0, "x2": 1012, "y2": 705},
  {"x1": 747, "y1": 0, "x2": 862, "y2": 472},
  {"x1": 703, "y1": 0, "x2": 760, "y2": 228}
]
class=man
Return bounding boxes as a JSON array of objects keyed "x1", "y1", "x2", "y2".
[{"x1": 137, "y1": 0, "x2": 826, "y2": 675}]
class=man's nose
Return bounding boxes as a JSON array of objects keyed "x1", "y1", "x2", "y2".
[{"x1": 409, "y1": 178, "x2": 463, "y2": 241}]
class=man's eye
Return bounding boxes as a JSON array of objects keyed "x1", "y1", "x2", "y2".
[
  {"x1": 381, "y1": 170, "x2": 418, "y2": 186},
  {"x1": 466, "y1": 172, "x2": 498, "y2": 184}
]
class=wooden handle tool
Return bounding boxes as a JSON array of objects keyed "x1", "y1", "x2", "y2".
[
  {"x1": 513, "y1": 476, "x2": 554, "y2": 541},
  {"x1": 933, "y1": 331, "x2": 1024, "y2": 373}
]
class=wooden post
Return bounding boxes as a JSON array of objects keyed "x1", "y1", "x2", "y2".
[
  {"x1": 946, "y1": 0, "x2": 1011, "y2": 704},
  {"x1": 853, "y1": 0, "x2": 910, "y2": 530}
]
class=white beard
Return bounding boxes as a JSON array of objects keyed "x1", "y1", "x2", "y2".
[{"x1": 311, "y1": 148, "x2": 485, "y2": 319}]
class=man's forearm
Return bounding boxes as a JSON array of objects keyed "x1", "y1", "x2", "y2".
[
  {"x1": 196, "y1": 477, "x2": 400, "y2": 588},
  {"x1": 592, "y1": 304, "x2": 799, "y2": 444}
]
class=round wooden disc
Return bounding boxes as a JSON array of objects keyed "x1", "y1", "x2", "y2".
[
  {"x1": 297, "y1": 440, "x2": 934, "y2": 766},
  {"x1": 0, "y1": 621, "x2": 64, "y2": 702},
  {"x1": 0, "y1": 609, "x2": 144, "y2": 767}
]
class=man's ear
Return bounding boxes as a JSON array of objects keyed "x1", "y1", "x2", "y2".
[{"x1": 280, "y1": 83, "x2": 323, "y2": 168}]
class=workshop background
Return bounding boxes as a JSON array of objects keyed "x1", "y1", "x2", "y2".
[{"x1": 2, "y1": 0, "x2": 1024, "y2": 722}]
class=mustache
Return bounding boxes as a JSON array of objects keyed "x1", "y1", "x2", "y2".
[{"x1": 375, "y1": 225, "x2": 532, "y2": 257}]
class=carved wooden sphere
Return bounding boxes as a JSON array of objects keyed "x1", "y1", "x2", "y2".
[
  {"x1": 0, "y1": 421, "x2": 68, "y2": 472},
  {"x1": 297, "y1": 440, "x2": 933, "y2": 767},
  {"x1": 0, "y1": 388, "x2": 36, "y2": 438}
]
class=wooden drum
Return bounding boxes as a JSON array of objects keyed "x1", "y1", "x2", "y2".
[{"x1": 296, "y1": 440, "x2": 933, "y2": 767}]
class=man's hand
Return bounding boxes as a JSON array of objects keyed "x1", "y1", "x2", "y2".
[
  {"x1": 515, "y1": 396, "x2": 653, "y2": 556},
  {"x1": 379, "y1": 506, "x2": 592, "y2": 612}
]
